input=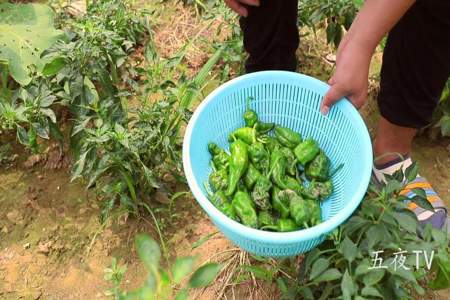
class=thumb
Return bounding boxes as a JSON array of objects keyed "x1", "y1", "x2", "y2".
[{"x1": 321, "y1": 84, "x2": 346, "y2": 115}]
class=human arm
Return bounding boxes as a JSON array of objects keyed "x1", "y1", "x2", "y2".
[
  {"x1": 320, "y1": 0, "x2": 416, "y2": 114},
  {"x1": 224, "y1": 0, "x2": 260, "y2": 17}
]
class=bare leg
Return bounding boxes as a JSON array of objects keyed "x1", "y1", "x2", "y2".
[{"x1": 373, "y1": 117, "x2": 417, "y2": 165}]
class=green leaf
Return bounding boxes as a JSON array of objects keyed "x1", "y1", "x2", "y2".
[
  {"x1": 338, "y1": 237, "x2": 358, "y2": 263},
  {"x1": 242, "y1": 265, "x2": 274, "y2": 282},
  {"x1": 83, "y1": 77, "x2": 99, "y2": 104},
  {"x1": 172, "y1": 257, "x2": 195, "y2": 284},
  {"x1": 135, "y1": 233, "x2": 160, "y2": 272},
  {"x1": 405, "y1": 162, "x2": 419, "y2": 182},
  {"x1": 40, "y1": 108, "x2": 57, "y2": 123},
  {"x1": 174, "y1": 288, "x2": 188, "y2": 300},
  {"x1": 309, "y1": 258, "x2": 330, "y2": 280},
  {"x1": 353, "y1": 0, "x2": 364, "y2": 9},
  {"x1": 16, "y1": 125, "x2": 29, "y2": 145},
  {"x1": 355, "y1": 259, "x2": 371, "y2": 277},
  {"x1": 361, "y1": 286, "x2": 383, "y2": 298},
  {"x1": 410, "y1": 187, "x2": 426, "y2": 199},
  {"x1": 188, "y1": 263, "x2": 222, "y2": 288},
  {"x1": 326, "y1": 22, "x2": 336, "y2": 45},
  {"x1": 363, "y1": 269, "x2": 385, "y2": 286},
  {"x1": 394, "y1": 211, "x2": 418, "y2": 233},
  {"x1": 312, "y1": 268, "x2": 341, "y2": 283},
  {"x1": 191, "y1": 231, "x2": 218, "y2": 249},
  {"x1": 0, "y1": 3, "x2": 64, "y2": 85},
  {"x1": 384, "y1": 179, "x2": 402, "y2": 195},
  {"x1": 42, "y1": 57, "x2": 65, "y2": 76},
  {"x1": 342, "y1": 270, "x2": 356, "y2": 300},
  {"x1": 410, "y1": 195, "x2": 434, "y2": 211},
  {"x1": 430, "y1": 254, "x2": 450, "y2": 290},
  {"x1": 33, "y1": 121, "x2": 49, "y2": 139}
]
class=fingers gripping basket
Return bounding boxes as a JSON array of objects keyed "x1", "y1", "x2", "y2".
[{"x1": 183, "y1": 71, "x2": 372, "y2": 257}]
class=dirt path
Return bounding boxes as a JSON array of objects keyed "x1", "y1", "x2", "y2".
[{"x1": 0, "y1": 167, "x2": 151, "y2": 299}]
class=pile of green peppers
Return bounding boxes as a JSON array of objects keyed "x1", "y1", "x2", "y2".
[{"x1": 205, "y1": 98, "x2": 335, "y2": 232}]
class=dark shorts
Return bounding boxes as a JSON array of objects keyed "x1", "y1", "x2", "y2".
[{"x1": 239, "y1": 0, "x2": 450, "y2": 128}]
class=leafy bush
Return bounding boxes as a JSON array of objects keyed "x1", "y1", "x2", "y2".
[
  {"x1": 298, "y1": 0, "x2": 360, "y2": 48},
  {"x1": 242, "y1": 163, "x2": 450, "y2": 298}
]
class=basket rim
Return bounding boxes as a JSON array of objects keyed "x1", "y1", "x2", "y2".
[{"x1": 182, "y1": 71, "x2": 372, "y2": 244}]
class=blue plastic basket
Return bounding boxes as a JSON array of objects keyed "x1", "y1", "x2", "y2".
[{"x1": 183, "y1": 71, "x2": 372, "y2": 257}]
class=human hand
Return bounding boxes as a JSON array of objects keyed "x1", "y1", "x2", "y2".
[
  {"x1": 224, "y1": 0, "x2": 260, "y2": 17},
  {"x1": 320, "y1": 35, "x2": 372, "y2": 114}
]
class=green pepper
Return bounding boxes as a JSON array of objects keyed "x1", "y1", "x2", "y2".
[
  {"x1": 280, "y1": 147, "x2": 297, "y2": 176},
  {"x1": 289, "y1": 194, "x2": 309, "y2": 227},
  {"x1": 294, "y1": 138, "x2": 320, "y2": 166},
  {"x1": 258, "y1": 211, "x2": 275, "y2": 228},
  {"x1": 272, "y1": 187, "x2": 290, "y2": 218},
  {"x1": 248, "y1": 142, "x2": 270, "y2": 173},
  {"x1": 244, "y1": 163, "x2": 261, "y2": 190},
  {"x1": 308, "y1": 180, "x2": 333, "y2": 200},
  {"x1": 208, "y1": 168, "x2": 228, "y2": 191},
  {"x1": 209, "y1": 190, "x2": 228, "y2": 208},
  {"x1": 304, "y1": 199, "x2": 322, "y2": 227},
  {"x1": 225, "y1": 140, "x2": 249, "y2": 196},
  {"x1": 305, "y1": 151, "x2": 330, "y2": 182},
  {"x1": 232, "y1": 191, "x2": 258, "y2": 228},
  {"x1": 258, "y1": 135, "x2": 281, "y2": 153},
  {"x1": 251, "y1": 176, "x2": 272, "y2": 210},
  {"x1": 261, "y1": 218, "x2": 299, "y2": 232},
  {"x1": 229, "y1": 127, "x2": 256, "y2": 145},
  {"x1": 243, "y1": 97, "x2": 258, "y2": 127},
  {"x1": 284, "y1": 176, "x2": 304, "y2": 195},
  {"x1": 255, "y1": 121, "x2": 275, "y2": 134},
  {"x1": 204, "y1": 185, "x2": 237, "y2": 220},
  {"x1": 221, "y1": 202, "x2": 238, "y2": 221},
  {"x1": 270, "y1": 149, "x2": 288, "y2": 189},
  {"x1": 208, "y1": 143, "x2": 229, "y2": 171},
  {"x1": 274, "y1": 126, "x2": 302, "y2": 148}
]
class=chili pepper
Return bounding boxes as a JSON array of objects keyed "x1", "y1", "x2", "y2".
[
  {"x1": 305, "y1": 151, "x2": 330, "y2": 182},
  {"x1": 261, "y1": 218, "x2": 299, "y2": 232},
  {"x1": 251, "y1": 176, "x2": 272, "y2": 210},
  {"x1": 208, "y1": 143, "x2": 229, "y2": 171},
  {"x1": 255, "y1": 121, "x2": 275, "y2": 134},
  {"x1": 243, "y1": 97, "x2": 258, "y2": 127},
  {"x1": 289, "y1": 194, "x2": 309, "y2": 227},
  {"x1": 244, "y1": 163, "x2": 261, "y2": 190},
  {"x1": 274, "y1": 126, "x2": 302, "y2": 148},
  {"x1": 270, "y1": 149, "x2": 288, "y2": 189},
  {"x1": 308, "y1": 180, "x2": 333, "y2": 200},
  {"x1": 229, "y1": 127, "x2": 256, "y2": 145},
  {"x1": 280, "y1": 147, "x2": 297, "y2": 176},
  {"x1": 272, "y1": 187, "x2": 290, "y2": 218},
  {"x1": 258, "y1": 135, "x2": 281, "y2": 153},
  {"x1": 208, "y1": 168, "x2": 228, "y2": 191},
  {"x1": 284, "y1": 176, "x2": 304, "y2": 195},
  {"x1": 209, "y1": 190, "x2": 228, "y2": 208},
  {"x1": 221, "y1": 202, "x2": 238, "y2": 221},
  {"x1": 248, "y1": 142, "x2": 270, "y2": 173},
  {"x1": 225, "y1": 140, "x2": 249, "y2": 196},
  {"x1": 232, "y1": 191, "x2": 258, "y2": 228},
  {"x1": 304, "y1": 199, "x2": 322, "y2": 227},
  {"x1": 258, "y1": 211, "x2": 275, "y2": 228},
  {"x1": 294, "y1": 138, "x2": 320, "y2": 166}
]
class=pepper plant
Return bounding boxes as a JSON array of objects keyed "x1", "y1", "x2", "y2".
[{"x1": 104, "y1": 233, "x2": 222, "y2": 299}]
